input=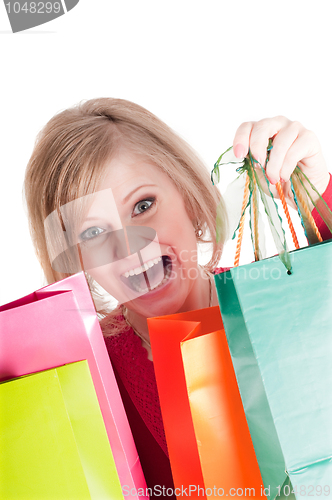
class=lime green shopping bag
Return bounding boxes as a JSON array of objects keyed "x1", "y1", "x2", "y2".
[
  {"x1": 215, "y1": 240, "x2": 332, "y2": 499},
  {"x1": 0, "y1": 360, "x2": 124, "y2": 499}
]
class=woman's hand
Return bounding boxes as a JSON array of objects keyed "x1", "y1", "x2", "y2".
[{"x1": 232, "y1": 116, "x2": 330, "y2": 207}]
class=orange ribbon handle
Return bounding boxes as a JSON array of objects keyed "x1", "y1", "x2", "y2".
[
  {"x1": 252, "y1": 172, "x2": 260, "y2": 261},
  {"x1": 234, "y1": 173, "x2": 250, "y2": 267},
  {"x1": 291, "y1": 180, "x2": 323, "y2": 243},
  {"x1": 234, "y1": 174, "x2": 303, "y2": 267},
  {"x1": 275, "y1": 181, "x2": 300, "y2": 249}
]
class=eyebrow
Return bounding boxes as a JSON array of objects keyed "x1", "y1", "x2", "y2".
[
  {"x1": 81, "y1": 216, "x2": 107, "y2": 223},
  {"x1": 79, "y1": 184, "x2": 158, "y2": 226},
  {"x1": 122, "y1": 184, "x2": 157, "y2": 203}
]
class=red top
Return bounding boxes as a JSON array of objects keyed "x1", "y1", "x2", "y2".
[
  {"x1": 101, "y1": 174, "x2": 332, "y2": 496},
  {"x1": 312, "y1": 173, "x2": 332, "y2": 241},
  {"x1": 102, "y1": 319, "x2": 176, "y2": 497}
]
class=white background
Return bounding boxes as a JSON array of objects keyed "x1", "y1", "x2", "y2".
[{"x1": 1, "y1": 0, "x2": 331, "y2": 305}]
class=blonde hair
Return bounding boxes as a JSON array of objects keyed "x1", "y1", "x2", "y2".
[{"x1": 24, "y1": 98, "x2": 227, "y2": 315}]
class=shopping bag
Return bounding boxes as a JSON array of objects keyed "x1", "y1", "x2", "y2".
[
  {"x1": 0, "y1": 273, "x2": 147, "y2": 499},
  {"x1": 148, "y1": 306, "x2": 266, "y2": 499},
  {"x1": 0, "y1": 360, "x2": 123, "y2": 499},
  {"x1": 211, "y1": 143, "x2": 332, "y2": 499},
  {"x1": 215, "y1": 239, "x2": 332, "y2": 498}
]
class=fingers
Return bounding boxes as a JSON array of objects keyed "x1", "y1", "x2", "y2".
[
  {"x1": 233, "y1": 116, "x2": 289, "y2": 164},
  {"x1": 267, "y1": 127, "x2": 316, "y2": 184},
  {"x1": 233, "y1": 122, "x2": 252, "y2": 159},
  {"x1": 248, "y1": 116, "x2": 290, "y2": 168},
  {"x1": 265, "y1": 121, "x2": 301, "y2": 184},
  {"x1": 233, "y1": 117, "x2": 315, "y2": 185}
]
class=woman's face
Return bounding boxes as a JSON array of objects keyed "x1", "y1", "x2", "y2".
[{"x1": 76, "y1": 150, "x2": 200, "y2": 318}]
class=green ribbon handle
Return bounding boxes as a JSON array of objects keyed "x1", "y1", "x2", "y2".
[
  {"x1": 291, "y1": 167, "x2": 332, "y2": 237},
  {"x1": 212, "y1": 144, "x2": 292, "y2": 272},
  {"x1": 248, "y1": 151, "x2": 292, "y2": 272}
]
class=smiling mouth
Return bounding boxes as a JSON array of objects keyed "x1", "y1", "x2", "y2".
[{"x1": 120, "y1": 255, "x2": 172, "y2": 294}]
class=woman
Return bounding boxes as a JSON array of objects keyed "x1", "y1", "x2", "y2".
[{"x1": 24, "y1": 99, "x2": 332, "y2": 494}]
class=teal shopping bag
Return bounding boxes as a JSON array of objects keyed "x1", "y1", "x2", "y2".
[{"x1": 215, "y1": 240, "x2": 332, "y2": 499}]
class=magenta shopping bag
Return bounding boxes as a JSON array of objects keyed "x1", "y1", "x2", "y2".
[{"x1": 0, "y1": 272, "x2": 147, "y2": 499}]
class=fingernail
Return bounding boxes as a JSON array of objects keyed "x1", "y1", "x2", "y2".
[
  {"x1": 234, "y1": 144, "x2": 246, "y2": 158},
  {"x1": 268, "y1": 176, "x2": 277, "y2": 185}
]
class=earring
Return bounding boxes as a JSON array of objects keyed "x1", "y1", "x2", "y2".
[{"x1": 195, "y1": 226, "x2": 203, "y2": 238}]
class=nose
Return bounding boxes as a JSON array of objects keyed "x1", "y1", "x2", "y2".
[
  {"x1": 79, "y1": 226, "x2": 157, "y2": 271},
  {"x1": 125, "y1": 226, "x2": 156, "y2": 255},
  {"x1": 112, "y1": 228, "x2": 131, "y2": 261}
]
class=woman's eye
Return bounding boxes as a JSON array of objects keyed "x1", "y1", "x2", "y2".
[
  {"x1": 132, "y1": 198, "x2": 155, "y2": 216},
  {"x1": 79, "y1": 226, "x2": 105, "y2": 241}
]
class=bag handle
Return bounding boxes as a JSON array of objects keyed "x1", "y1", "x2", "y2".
[
  {"x1": 212, "y1": 143, "x2": 330, "y2": 272},
  {"x1": 290, "y1": 174, "x2": 323, "y2": 244},
  {"x1": 275, "y1": 182, "x2": 301, "y2": 250},
  {"x1": 233, "y1": 173, "x2": 250, "y2": 267}
]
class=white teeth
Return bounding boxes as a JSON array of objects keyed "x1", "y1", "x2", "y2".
[
  {"x1": 122, "y1": 257, "x2": 163, "y2": 278},
  {"x1": 150, "y1": 276, "x2": 167, "y2": 290},
  {"x1": 135, "y1": 276, "x2": 168, "y2": 293}
]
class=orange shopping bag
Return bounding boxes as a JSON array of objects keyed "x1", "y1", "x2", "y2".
[{"x1": 148, "y1": 306, "x2": 265, "y2": 499}]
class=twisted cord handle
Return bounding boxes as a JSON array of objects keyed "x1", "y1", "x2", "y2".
[
  {"x1": 291, "y1": 180, "x2": 323, "y2": 242},
  {"x1": 234, "y1": 175, "x2": 301, "y2": 266},
  {"x1": 275, "y1": 182, "x2": 300, "y2": 249},
  {"x1": 234, "y1": 173, "x2": 250, "y2": 267},
  {"x1": 252, "y1": 173, "x2": 260, "y2": 261}
]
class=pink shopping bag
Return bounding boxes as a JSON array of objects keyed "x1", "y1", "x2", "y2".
[{"x1": 0, "y1": 272, "x2": 147, "y2": 499}]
